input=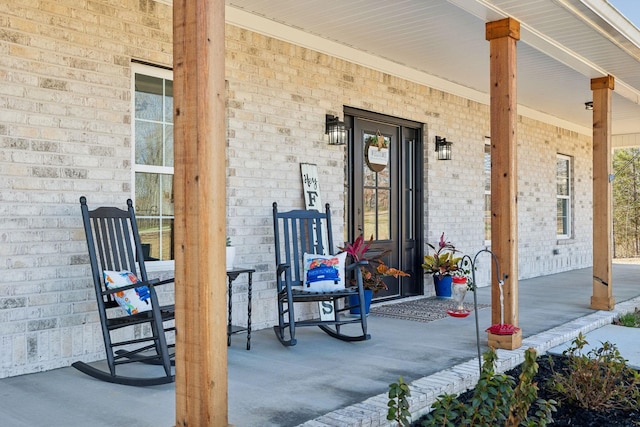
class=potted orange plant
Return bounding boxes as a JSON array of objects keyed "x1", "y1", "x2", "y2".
[{"x1": 340, "y1": 235, "x2": 410, "y2": 314}]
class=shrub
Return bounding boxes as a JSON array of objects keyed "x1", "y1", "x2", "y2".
[
  {"x1": 387, "y1": 376, "x2": 412, "y2": 426},
  {"x1": 420, "y1": 347, "x2": 556, "y2": 427},
  {"x1": 548, "y1": 332, "x2": 640, "y2": 411}
]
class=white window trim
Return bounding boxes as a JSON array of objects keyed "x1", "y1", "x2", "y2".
[
  {"x1": 131, "y1": 63, "x2": 174, "y2": 268},
  {"x1": 557, "y1": 154, "x2": 572, "y2": 240}
]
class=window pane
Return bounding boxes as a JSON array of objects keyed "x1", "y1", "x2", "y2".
[
  {"x1": 135, "y1": 75, "x2": 163, "y2": 121},
  {"x1": 557, "y1": 198, "x2": 568, "y2": 235},
  {"x1": 135, "y1": 172, "x2": 160, "y2": 215},
  {"x1": 484, "y1": 193, "x2": 491, "y2": 241},
  {"x1": 160, "y1": 219, "x2": 174, "y2": 261},
  {"x1": 161, "y1": 174, "x2": 174, "y2": 216},
  {"x1": 484, "y1": 145, "x2": 491, "y2": 192},
  {"x1": 135, "y1": 121, "x2": 163, "y2": 166},
  {"x1": 557, "y1": 158, "x2": 569, "y2": 196},
  {"x1": 164, "y1": 124, "x2": 174, "y2": 167},
  {"x1": 137, "y1": 218, "x2": 160, "y2": 261},
  {"x1": 164, "y1": 80, "x2": 173, "y2": 123}
]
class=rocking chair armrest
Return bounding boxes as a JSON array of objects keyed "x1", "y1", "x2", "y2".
[
  {"x1": 101, "y1": 278, "x2": 161, "y2": 297},
  {"x1": 155, "y1": 277, "x2": 175, "y2": 286},
  {"x1": 276, "y1": 263, "x2": 290, "y2": 277},
  {"x1": 345, "y1": 259, "x2": 368, "y2": 272}
]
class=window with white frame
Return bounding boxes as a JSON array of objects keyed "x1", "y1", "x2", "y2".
[
  {"x1": 132, "y1": 64, "x2": 174, "y2": 261},
  {"x1": 556, "y1": 154, "x2": 572, "y2": 238},
  {"x1": 484, "y1": 140, "x2": 491, "y2": 242}
]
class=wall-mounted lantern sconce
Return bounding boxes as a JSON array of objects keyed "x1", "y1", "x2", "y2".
[
  {"x1": 435, "y1": 136, "x2": 452, "y2": 160},
  {"x1": 325, "y1": 114, "x2": 347, "y2": 145},
  {"x1": 585, "y1": 101, "x2": 593, "y2": 110}
]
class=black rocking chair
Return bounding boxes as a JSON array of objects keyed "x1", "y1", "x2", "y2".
[
  {"x1": 272, "y1": 202, "x2": 370, "y2": 346},
  {"x1": 74, "y1": 196, "x2": 175, "y2": 386}
]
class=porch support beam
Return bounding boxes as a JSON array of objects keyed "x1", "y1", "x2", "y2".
[
  {"x1": 486, "y1": 18, "x2": 522, "y2": 350},
  {"x1": 590, "y1": 75, "x2": 615, "y2": 310},
  {"x1": 174, "y1": 0, "x2": 228, "y2": 425}
]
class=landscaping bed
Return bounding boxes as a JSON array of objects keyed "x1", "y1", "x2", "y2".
[
  {"x1": 408, "y1": 318, "x2": 640, "y2": 427},
  {"x1": 411, "y1": 354, "x2": 640, "y2": 426}
]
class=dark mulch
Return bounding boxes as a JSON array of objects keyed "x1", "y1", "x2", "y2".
[{"x1": 413, "y1": 354, "x2": 640, "y2": 426}]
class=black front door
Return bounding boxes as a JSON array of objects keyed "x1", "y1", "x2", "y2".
[{"x1": 346, "y1": 109, "x2": 423, "y2": 299}]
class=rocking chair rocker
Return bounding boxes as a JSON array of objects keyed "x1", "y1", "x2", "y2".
[
  {"x1": 272, "y1": 202, "x2": 370, "y2": 346},
  {"x1": 74, "y1": 196, "x2": 175, "y2": 386}
]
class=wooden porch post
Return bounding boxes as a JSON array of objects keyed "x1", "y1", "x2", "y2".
[
  {"x1": 485, "y1": 18, "x2": 522, "y2": 350},
  {"x1": 173, "y1": 0, "x2": 228, "y2": 425},
  {"x1": 591, "y1": 75, "x2": 615, "y2": 311}
]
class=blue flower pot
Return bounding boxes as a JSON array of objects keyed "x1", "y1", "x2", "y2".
[
  {"x1": 433, "y1": 274, "x2": 453, "y2": 298},
  {"x1": 348, "y1": 289, "x2": 373, "y2": 315}
]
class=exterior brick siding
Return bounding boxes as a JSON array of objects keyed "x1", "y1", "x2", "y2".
[{"x1": 0, "y1": 0, "x2": 592, "y2": 378}]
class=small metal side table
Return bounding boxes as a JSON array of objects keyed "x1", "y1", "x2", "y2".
[{"x1": 226, "y1": 268, "x2": 254, "y2": 350}]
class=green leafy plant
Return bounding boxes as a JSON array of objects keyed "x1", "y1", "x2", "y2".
[
  {"x1": 548, "y1": 332, "x2": 640, "y2": 411},
  {"x1": 421, "y1": 347, "x2": 556, "y2": 427},
  {"x1": 614, "y1": 308, "x2": 640, "y2": 327},
  {"x1": 340, "y1": 235, "x2": 410, "y2": 293},
  {"x1": 422, "y1": 233, "x2": 462, "y2": 276},
  {"x1": 387, "y1": 376, "x2": 412, "y2": 426}
]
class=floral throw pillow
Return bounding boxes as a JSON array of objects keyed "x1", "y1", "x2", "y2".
[
  {"x1": 103, "y1": 270, "x2": 151, "y2": 315},
  {"x1": 303, "y1": 252, "x2": 347, "y2": 292}
]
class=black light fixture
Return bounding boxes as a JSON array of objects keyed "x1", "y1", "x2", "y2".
[
  {"x1": 325, "y1": 114, "x2": 347, "y2": 145},
  {"x1": 585, "y1": 101, "x2": 593, "y2": 110},
  {"x1": 435, "y1": 136, "x2": 452, "y2": 160}
]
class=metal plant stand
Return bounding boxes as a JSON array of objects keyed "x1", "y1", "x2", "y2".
[{"x1": 458, "y1": 249, "x2": 506, "y2": 375}]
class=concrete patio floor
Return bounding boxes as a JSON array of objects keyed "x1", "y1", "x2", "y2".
[{"x1": 1, "y1": 263, "x2": 639, "y2": 426}]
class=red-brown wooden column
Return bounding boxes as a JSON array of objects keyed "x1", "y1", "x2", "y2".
[
  {"x1": 486, "y1": 18, "x2": 522, "y2": 350},
  {"x1": 591, "y1": 75, "x2": 615, "y2": 311},
  {"x1": 174, "y1": 0, "x2": 228, "y2": 425}
]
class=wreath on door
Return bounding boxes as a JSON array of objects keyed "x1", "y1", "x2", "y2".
[{"x1": 364, "y1": 130, "x2": 389, "y2": 172}]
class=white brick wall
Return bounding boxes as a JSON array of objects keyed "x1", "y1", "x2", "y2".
[
  {"x1": 0, "y1": 1, "x2": 593, "y2": 378},
  {"x1": 0, "y1": 0, "x2": 173, "y2": 377}
]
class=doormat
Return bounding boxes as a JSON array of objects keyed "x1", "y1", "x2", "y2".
[{"x1": 369, "y1": 297, "x2": 489, "y2": 323}]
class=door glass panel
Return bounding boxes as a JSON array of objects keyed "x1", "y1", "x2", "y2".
[
  {"x1": 364, "y1": 167, "x2": 376, "y2": 186},
  {"x1": 363, "y1": 188, "x2": 376, "y2": 238},
  {"x1": 377, "y1": 189, "x2": 390, "y2": 240},
  {"x1": 362, "y1": 131, "x2": 391, "y2": 240}
]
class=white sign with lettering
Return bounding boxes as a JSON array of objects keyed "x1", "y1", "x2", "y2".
[
  {"x1": 301, "y1": 163, "x2": 322, "y2": 210},
  {"x1": 300, "y1": 163, "x2": 335, "y2": 321}
]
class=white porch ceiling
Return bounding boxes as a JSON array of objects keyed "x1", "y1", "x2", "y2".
[{"x1": 225, "y1": 0, "x2": 640, "y2": 145}]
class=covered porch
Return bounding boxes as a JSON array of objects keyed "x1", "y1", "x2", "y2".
[
  {"x1": 3, "y1": 0, "x2": 640, "y2": 425},
  {"x1": 2, "y1": 263, "x2": 639, "y2": 426}
]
